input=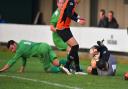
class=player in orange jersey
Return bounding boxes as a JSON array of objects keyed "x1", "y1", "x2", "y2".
[{"x1": 56, "y1": 0, "x2": 86, "y2": 75}]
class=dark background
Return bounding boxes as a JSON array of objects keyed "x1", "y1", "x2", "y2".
[{"x1": 0, "y1": 0, "x2": 39, "y2": 24}]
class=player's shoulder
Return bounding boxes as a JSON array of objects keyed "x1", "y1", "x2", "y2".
[
  {"x1": 20, "y1": 40, "x2": 30, "y2": 43},
  {"x1": 53, "y1": 9, "x2": 60, "y2": 16},
  {"x1": 20, "y1": 40, "x2": 33, "y2": 45}
]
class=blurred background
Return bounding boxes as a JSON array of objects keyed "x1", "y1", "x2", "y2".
[{"x1": 0, "y1": 0, "x2": 128, "y2": 28}]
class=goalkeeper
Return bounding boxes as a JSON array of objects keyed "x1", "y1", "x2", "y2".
[
  {"x1": 0, "y1": 40, "x2": 65, "y2": 73},
  {"x1": 87, "y1": 40, "x2": 117, "y2": 76}
]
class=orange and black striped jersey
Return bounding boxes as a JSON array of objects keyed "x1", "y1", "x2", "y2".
[{"x1": 56, "y1": 0, "x2": 78, "y2": 30}]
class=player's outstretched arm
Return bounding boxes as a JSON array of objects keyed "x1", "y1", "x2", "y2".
[
  {"x1": 77, "y1": 18, "x2": 86, "y2": 25},
  {"x1": 0, "y1": 64, "x2": 10, "y2": 73}
]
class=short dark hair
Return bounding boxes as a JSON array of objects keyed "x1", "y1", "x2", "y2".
[
  {"x1": 7, "y1": 40, "x2": 16, "y2": 48},
  {"x1": 100, "y1": 9, "x2": 105, "y2": 15},
  {"x1": 90, "y1": 45, "x2": 100, "y2": 50},
  {"x1": 57, "y1": 0, "x2": 61, "y2": 3},
  {"x1": 57, "y1": 0, "x2": 65, "y2": 3},
  {"x1": 109, "y1": 10, "x2": 114, "y2": 16}
]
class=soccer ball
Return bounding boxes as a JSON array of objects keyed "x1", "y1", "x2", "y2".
[{"x1": 124, "y1": 72, "x2": 128, "y2": 80}]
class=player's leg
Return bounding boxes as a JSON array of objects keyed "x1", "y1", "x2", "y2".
[
  {"x1": 57, "y1": 28, "x2": 82, "y2": 74},
  {"x1": 47, "y1": 57, "x2": 70, "y2": 73},
  {"x1": 107, "y1": 55, "x2": 117, "y2": 76},
  {"x1": 53, "y1": 32, "x2": 70, "y2": 62},
  {"x1": 45, "y1": 65, "x2": 61, "y2": 73},
  {"x1": 52, "y1": 32, "x2": 68, "y2": 51},
  {"x1": 42, "y1": 50, "x2": 61, "y2": 73},
  {"x1": 96, "y1": 55, "x2": 117, "y2": 76},
  {"x1": 38, "y1": 43, "x2": 60, "y2": 73},
  {"x1": 66, "y1": 37, "x2": 81, "y2": 72},
  {"x1": 46, "y1": 45, "x2": 72, "y2": 74},
  {"x1": 59, "y1": 58, "x2": 67, "y2": 65}
]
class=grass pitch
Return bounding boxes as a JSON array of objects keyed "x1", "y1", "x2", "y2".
[{"x1": 0, "y1": 51, "x2": 128, "y2": 89}]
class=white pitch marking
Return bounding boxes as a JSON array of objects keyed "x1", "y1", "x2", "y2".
[{"x1": 0, "y1": 74, "x2": 83, "y2": 89}]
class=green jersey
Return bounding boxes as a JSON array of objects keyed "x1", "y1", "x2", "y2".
[
  {"x1": 7, "y1": 40, "x2": 56, "y2": 69},
  {"x1": 50, "y1": 9, "x2": 68, "y2": 51},
  {"x1": 50, "y1": 9, "x2": 60, "y2": 27}
]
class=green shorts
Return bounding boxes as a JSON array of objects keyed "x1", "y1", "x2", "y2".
[
  {"x1": 52, "y1": 32, "x2": 68, "y2": 51},
  {"x1": 44, "y1": 59, "x2": 67, "y2": 73},
  {"x1": 37, "y1": 43, "x2": 57, "y2": 69}
]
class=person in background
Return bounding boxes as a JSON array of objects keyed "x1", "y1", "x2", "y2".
[
  {"x1": 97, "y1": 9, "x2": 108, "y2": 28},
  {"x1": 108, "y1": 10, "x2": 119, "y2": 28}
]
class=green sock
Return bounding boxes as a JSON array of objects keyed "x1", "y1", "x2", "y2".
[
  {"x1": 59, "y1": 59, "x2": 67, "y2": 65},
  {"x1": 48, "y1": 66, "x2": 61, "y2": 73},
  {"x1": 59, "y1": 54, "x2": 69, "y2": 65}
]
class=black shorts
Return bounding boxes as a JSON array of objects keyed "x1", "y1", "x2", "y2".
[{"x1": 56, "y1": 28, "x2": 73, "y2": 42}]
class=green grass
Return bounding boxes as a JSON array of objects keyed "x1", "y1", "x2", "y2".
[{"x1": 0, "y1": 51, "x2": 128, "y2": 89}]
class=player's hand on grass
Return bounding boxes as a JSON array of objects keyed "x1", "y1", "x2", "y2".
[
  {"x1": 18, "y1": 66, "x2": 25, "y2": 73},
  {"x1": 17, "y1": 70, "x2": 24, "y2": 73},
  {"x1": 0, "y1": 69, "x2": 7, "y2": 73},
  {"x1": 0, "y1": 69, "x2": 3, "y2": 73},
  {"x1": 17, "y1": 69, "x2": 24, "y2": 73},
  {"x1": 0, "y1": 64, "x2": 10, "y2": 73}
]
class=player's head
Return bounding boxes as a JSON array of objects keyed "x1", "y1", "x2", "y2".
[
  {"x1": 99, "y1": 9, "x2": 106, "y2": 19},
  {"x1": 7, "y1": 40, "x2": 17, "y2": 52},
  {"x1": 108, "y1": 10, "x2": 114, "y2": 21},
  {"x1": 57, "y1": 0, "x2": 65, "y2": 10},
  {"x1": 89, "y1": 45, "x2": 99, "y2": 57}
]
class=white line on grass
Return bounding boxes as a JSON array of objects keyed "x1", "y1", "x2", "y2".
[{"x1": 0, "y1": 74, "x2": 83, "y2": 89}]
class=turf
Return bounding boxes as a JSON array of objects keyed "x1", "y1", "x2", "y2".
[{"x1": 0, "y1": 51, "x2": 128, "y2": 89}]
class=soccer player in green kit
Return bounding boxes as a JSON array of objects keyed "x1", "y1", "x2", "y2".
[
  {"x1": 50, "y1": 0, "x2": 70, "y2": 52},
  {"x1": 0, "y1": 40, "x2": 63, "y2": 73}
]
